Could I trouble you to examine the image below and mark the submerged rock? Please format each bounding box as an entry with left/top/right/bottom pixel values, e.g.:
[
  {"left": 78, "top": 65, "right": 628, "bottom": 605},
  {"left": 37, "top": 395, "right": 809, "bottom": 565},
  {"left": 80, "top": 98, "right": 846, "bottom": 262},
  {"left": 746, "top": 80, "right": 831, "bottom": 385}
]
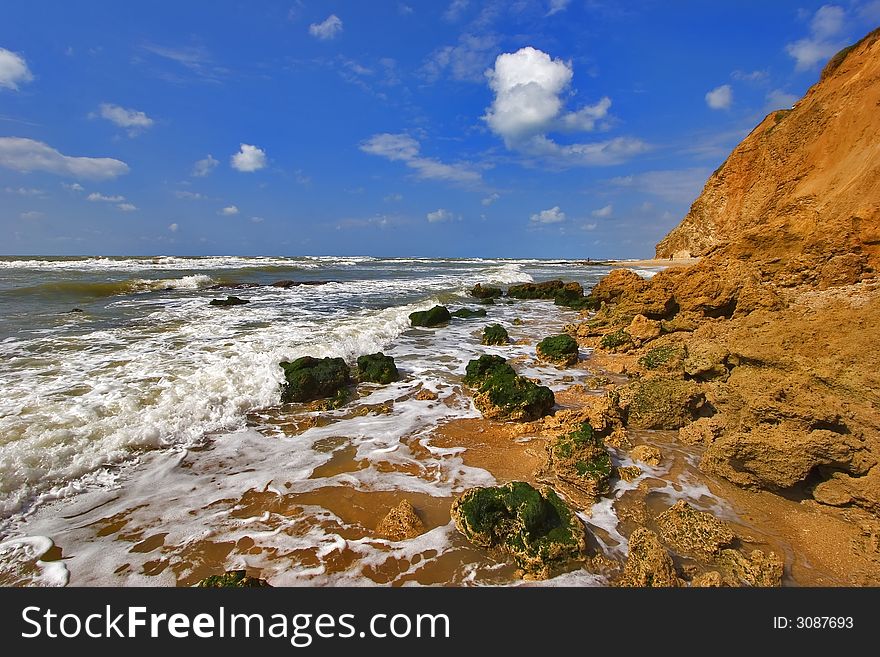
[
  {"left": 629, "top": 444, "right": 663, "bottom": 467},
  {"left": 196, "top": 570, "right": 270, "bottom": 587},
  {"left": 481, "top": 323, "right": 509, "bottom": 345},
  {"left": 376, "top": 500, "right": 425, "bottom": 541},
  {"left": 619, "top": 528, "right": 681, "bottom": 587},
  {"left": 451, "top": 307, "right": 488, "bottom": 319},
  {"left": 539, "top": 422, "right": 613, "bottom": 507},
  {"left": 536, "top": 334, "right": 579, "bottom": 367},
  {"left": 451, "top": 481, "right": 587, "bottom": 578},
  {"left": 469, "top": 283, "right": 503, "bottom": 299},
  {"left": 507, "top": 279, "right": 567, "bottom": 300},
  {"left": 209, "top": 296, "right": 249, "bottom": 306},
  {"left": 356, "top": 352, "right": 399, "bottom": 384},
  {"left": 655, "top": 500, "right": 735, "bottom": 558},
  {"left": 463, "top": 355, "right": 554, "bottom": 421},
  {"left": 280, "top": 356, "right": 351, "bottom": 404},
  {"left": 409, "top": 305, "right": 451, "bottom": 327}
]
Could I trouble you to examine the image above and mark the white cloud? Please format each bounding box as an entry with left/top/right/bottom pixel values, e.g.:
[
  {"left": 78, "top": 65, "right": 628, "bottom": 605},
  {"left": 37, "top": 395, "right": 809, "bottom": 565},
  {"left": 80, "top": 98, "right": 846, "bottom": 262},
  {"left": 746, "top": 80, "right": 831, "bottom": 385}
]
[
  {"left": 62, "top": 182, "right": 84, "bottom": 192},
  {"left": 192, "top": 154, "right": 219, "bottom": 177},
  {"left": 220, "top": 205, "right": 239, "bottom": 215},
  {"left": 705, "top": 84, "right": 732, "bottom": 110},
  {"left": 530, "top": 206, "right": 566, "bottom": 224},
  {"left": 766, "top": 89, "right": 799, "bottom": 110},
  {"left": 20, "top": 210, "right": 43, "bottom": 220},
  {"left": 309, "top": 15, "right": 343, "bottom": 40},
  {"left": 482, "top": 192, "right": 500, "bottom": 206},
  {"left": 427, "top": 208, "right": 455, "bottom": 223},
  {"left": 546, "top": 0, "right": 571, "bottom": 17},
  {"left": 230, "top": 144, "right": 267, "bottom": 172},
  {"left": 4, "top": 186, "right": 44, "bottom": 196},
  {"left": 0, "top": 47, "right": 33, "bottom": 90},
  {"left": 443, "top": 0, "right": 469, "bottom": 21},
  {"left": 582, "top": 222, "right": 598, "bottom": 231},
  {"left": 483, "top": 47, "right": 644, "bottom": 166},
  {"left": 421, "top": 33, "right": 499, "bottom": 83},
  {"left": 96, "top": 103, "right": 154, "bottom": 134},
  {"left": 88, "top": 192, "right": 125, "bottom": 202},
  {"left": 360, "top": 133, "right": 482, "bottom": 186},
  {"left": 117, "top": 203, "right": 137, "bottom": 212},
  {"left": 250, "top": 216, "right": 264, "bottom": 223},
  {"left": 731, "top": 69, "right": 768, "bottom": 82},
  {"left": 0, "top": 137, "right": 129, "bottom": 179},
  {"left": 591, "top": 204, "right": 613, "bottom": 218},
  {"left": 168, "top": 223, "right": 179, "bottom": 232},
  {"left": 786, "top": 5, "right": 847, "bottom": 70},
  {"left": 175, "top": 190, "right": 206, "bottom": 200}
]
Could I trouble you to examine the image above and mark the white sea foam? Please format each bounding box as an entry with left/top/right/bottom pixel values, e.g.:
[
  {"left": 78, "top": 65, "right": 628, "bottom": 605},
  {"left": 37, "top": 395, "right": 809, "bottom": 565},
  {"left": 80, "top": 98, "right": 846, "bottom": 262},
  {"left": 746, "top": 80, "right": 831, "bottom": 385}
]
[{"left": 0, "top": 535, "right": 69, "bottom": 587}]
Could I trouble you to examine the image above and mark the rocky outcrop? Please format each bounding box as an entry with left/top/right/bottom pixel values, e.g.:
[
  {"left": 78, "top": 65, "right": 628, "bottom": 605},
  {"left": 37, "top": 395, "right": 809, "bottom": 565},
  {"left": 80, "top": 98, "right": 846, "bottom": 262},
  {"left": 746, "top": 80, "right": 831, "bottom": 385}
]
[
  {"left": 356, "top": 352, "right": 399, "bottom": 384},
  {"left": 451, "top": 308, "right": 488, "bottom": 319},
  {"left": 463, "top": 355, "right": 554, "bottom": 421},
  {"left": 209, "top": 295, "right": 249, "bottom": 306},
  {"left": 537, "top": 422, "right": 613, "bottom": 508},
  {"left": 481, "top": 324, "right": 509, "bottom": 346},
  {"left": 469, "top": 283, "right": 502, "bottom": 299},
  {"left": 409, "top": 306, "right": 451, "bottom": 327},
  {"left": 619, "top": 528, "right": 681, "bottom": 587},
  {"left": 536, "top": 334, "right": 579, "bottom": 367},
  {"left": 280, "top": 356, "right": 351, "bottom": 405},
  {"left": 655, "top": 501, "right": 735, "bottom": 558}
]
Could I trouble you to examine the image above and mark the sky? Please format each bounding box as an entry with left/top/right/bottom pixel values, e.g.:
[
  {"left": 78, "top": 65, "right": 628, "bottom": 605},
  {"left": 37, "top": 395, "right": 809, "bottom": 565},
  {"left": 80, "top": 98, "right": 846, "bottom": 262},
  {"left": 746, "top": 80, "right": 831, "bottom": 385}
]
[{"left": 1, "top": 1, "right": 878, "bottom": 258}]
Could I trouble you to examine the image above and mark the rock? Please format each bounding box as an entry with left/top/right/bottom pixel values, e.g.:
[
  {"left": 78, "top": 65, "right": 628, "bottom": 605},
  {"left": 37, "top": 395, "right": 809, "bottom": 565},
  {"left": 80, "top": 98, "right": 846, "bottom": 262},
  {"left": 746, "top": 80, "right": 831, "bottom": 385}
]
[
  {"left": 481, "top": 323, "right": 510, "bottom": 345},
  {"left": 619, "top": 378, "right": 706, "bottom": 430},
  {"left": 409, "top": 305, "right": 451, "bottom": 327},
  {"left": 616, "top": 465, "right": 641, "bottom": 482},
  {"left": 655, "top": 501, "right": 736, "bottom": 558},
  {"left": 684, "top": 343, "right": 731, "bottom": 381},
  {"left": 271, "top": 280, "right": 333, "bottom": 288},
  {"left": 512, "top": 318, "right": 524, "bottom": 325},
  {"left": 638, "top": 344, "right": 687, "bottom": 372},
  {"left": 451, "top": 307, "right": 488, "bottom": 319},
  {"left": 376, "top": 500, "right": 425, "bottom": 540},
  {"left": 812, "top": 474, "right": 855, "bottom": 506},
  {"left": 469, "top": 283, "right": 503, "bottom": 299},
  {"left": 539, "top": 422, "right": 613, "bottom": 507},
  {"left": 69, "top": 308, "right": 84, "bottom": 313},
  {"left": 356, "top": 352, "right": 399, "bottom": 384},
  {"left": 678, "top": 417, "right": 724, "bottom": 446},
  {"left": 536, "top": 334, "right": 579, "bottom": 367},
  {"left": 553, "top": 282, "right": 596, "bottom": 310},
  {"left": 451, "top": 481, "right": 587, "bottom": 578},
  {"left": 196, "top": 570, "right": 270, "bottom": 587},
  {"left": 717, "top": 549, "right": 783, "bottom": 587},
  {"left": 619, "top": 528, "right": 681, "bottom": 587},
  {"left": 660, "top": 313, "right": 701, "bottom": 334},
  {"left": 599, "top": 328, "right": 634, "bottom": 352},
  {"left": 589, "top": 269, "right": 647, "bottom": 305},
  {"left": 463, "top": 355, "right": 555, "bottom": 421},
  {"left": 280, "top": 356, "right": 351, "bottom": 404},
  {"left": 690, "top": 571, "right": 724, "bottom": 587},
  {"left": 817, "top": 253, "right": 867, "bottom": 289},
  {"left": 209, "top": 296, "right": 249, "bottom": 306},
  {"left": 630, "top": 445, "right": 662, "bottom": 467},
  {"left": 415, "top": 388, "right": 439, "bottom": 401},
  {"left": 626, "top": 314, "right": 661, "bottom": 344},
  {"left": 507, "top": 280, "right": 567, "bottom": 300}
]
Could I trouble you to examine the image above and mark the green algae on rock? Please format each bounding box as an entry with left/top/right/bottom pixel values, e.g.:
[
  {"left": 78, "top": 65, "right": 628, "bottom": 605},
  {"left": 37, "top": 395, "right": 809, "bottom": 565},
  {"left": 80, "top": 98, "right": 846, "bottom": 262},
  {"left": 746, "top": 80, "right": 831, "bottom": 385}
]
[
  {"left": 469, "top": 283, "right": 503, "bottom": 299},
  {"left": 599, "top": 328, "right": 634, "bottom": 352},
  {"left": 540, "top": 422, "right": 613, "bottom": 507},
  {"left": 451, "top": 307, "right": 488, "bottom": 319},
  {"left": 409, "top": 305, "right": 451, "bottom": 327},
  {"left": 481, "top": 323, "right": 509, "bottom": 345},
  {"left": 639, "top": 344, "right": 686, "bottom": 371},
  {"left": 536, "top": 334, "right": 579, "bottom": 367},
  {"left": 463, "top": 355, "right": 554, "bottom": 421},
  {"left": 507, "top": 279, "right": 566, "bottom": 299},
  {"left": 280, "top": 356, "right": 351, "bottom": 404},
  {"left": 451, "top": 481, "right": 587, "bottom": 578},
  {"left": 619, "top": 377, "right": 706, "bottom": 430},
  {"left": 356, "top": 352, "right": 399, "bottom": 384},
  {"left": 196, "top": 570, "right": 270, "bottom": 587},
  {"left": 209, "top": 295, "right": 250, "bottom": 306}
]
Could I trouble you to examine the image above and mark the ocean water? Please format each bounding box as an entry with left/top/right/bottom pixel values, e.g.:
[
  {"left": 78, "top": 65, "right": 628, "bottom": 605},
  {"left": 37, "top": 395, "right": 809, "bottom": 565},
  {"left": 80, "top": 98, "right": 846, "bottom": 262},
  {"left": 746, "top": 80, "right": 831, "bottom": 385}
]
[{"left": 1, "top": 255, "right": 721, "bottom": 587}]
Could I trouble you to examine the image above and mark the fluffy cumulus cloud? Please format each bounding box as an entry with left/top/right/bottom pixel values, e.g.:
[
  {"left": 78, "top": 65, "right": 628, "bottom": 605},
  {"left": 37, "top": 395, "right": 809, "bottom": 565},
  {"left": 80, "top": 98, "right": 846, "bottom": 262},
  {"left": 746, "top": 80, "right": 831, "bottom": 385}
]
[
  {"left": 705, "top": 84, "right": 733, "bottom": 110},
  {"left": 96, "top": 103, "right": 154, "bottom": 134},
  {"left": 192, "top": 154, "right": 219, "bottom": 177},
  {"left": 530, "top": 206, "right": 566, "bottom": 224},
  {"left": 0, "top": 47, "right": 33, "bottom": 90},
  {"left": 0, "top": 137, "right": 129, "bottom": 179},
  {"left": 230, "top": 144, "right": 267, "bottom": 172},
  {"left": 426, "top": 208, "right": 454, "bottom": 223},
  {"left": 591, "top": 204, "right": 613, "bottom": 218},
  {"left": 786, "top": 5, "right": 847, "bottom": 70},
  {"left": 360, "top": 133, "right": 482, "bottom": 186},
  {"left": 220, "top": 205, "right": 239, "bottom": 215},
  {"left": 309, "top": 14, "right": 343, "bottom": 40},
  {"left": 484, "top": 47, "right": 647, "bottom": 166}
]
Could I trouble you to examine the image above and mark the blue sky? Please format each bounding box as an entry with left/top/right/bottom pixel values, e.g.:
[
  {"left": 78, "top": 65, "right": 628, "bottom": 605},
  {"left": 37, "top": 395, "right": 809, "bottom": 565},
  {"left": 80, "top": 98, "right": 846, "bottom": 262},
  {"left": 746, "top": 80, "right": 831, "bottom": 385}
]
[{"left": 1, "top": 1, "right": 878, "bottom": 258}]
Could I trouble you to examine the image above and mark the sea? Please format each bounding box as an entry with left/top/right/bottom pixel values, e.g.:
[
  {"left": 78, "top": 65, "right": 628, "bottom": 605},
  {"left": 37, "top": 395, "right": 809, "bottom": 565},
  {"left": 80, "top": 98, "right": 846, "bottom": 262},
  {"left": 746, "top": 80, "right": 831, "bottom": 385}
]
[{"left": 0, "top": 255, "right": 725, "bottom": 587}]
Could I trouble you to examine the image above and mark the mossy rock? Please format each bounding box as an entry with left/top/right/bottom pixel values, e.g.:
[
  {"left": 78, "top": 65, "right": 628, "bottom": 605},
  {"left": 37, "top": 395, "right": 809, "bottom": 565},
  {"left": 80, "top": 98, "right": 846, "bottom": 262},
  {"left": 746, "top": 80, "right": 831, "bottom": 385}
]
[
  {"left": 481, "top": 323, "right": 509, "bottom": 345},
  {"left": 409, "top": 305, "right": 451, "bottom": 327},
  {"left": 553, "top": 282, "right": 597, "bottom": 310},
  {"left": 507, "top": 280, "right": 566, "bottom": 300},
  {"left": 356, "top": 352, "right": 399, "bottom": 384},
  {"left": 463, "top": 355, "right": 554, "bottom": 421},
  {"left": 621, "top": 378, "right": 706, "bottom": 430},
  {"left": 536, "top": 334, "right": 579, "bottom": 367},
  {"left": 469, "top": 283, "right": 503, "bottom": 299},
  {"left": 639, "top": 344, "right": 686, "bottom": 371},
  {"left": 196, "top": 570, "right": 270, "bottom": 587},
  {"left": 546, "top": 422, "right": 612, "bottom": 505},
  {"left": 600, "top": 328, "right": 634, "bottom": 352},
  {"left": 280, "top": 356, "right": 351, "bottom": 404},
  {"left": 451, "top": 307, "right": 488, "bottom": 319},
  {"left": 209, "top": 296, "right": 249, "bottom": 306},
  {"left": 451, "top": 481, "right": 587, "bottom": 578}
]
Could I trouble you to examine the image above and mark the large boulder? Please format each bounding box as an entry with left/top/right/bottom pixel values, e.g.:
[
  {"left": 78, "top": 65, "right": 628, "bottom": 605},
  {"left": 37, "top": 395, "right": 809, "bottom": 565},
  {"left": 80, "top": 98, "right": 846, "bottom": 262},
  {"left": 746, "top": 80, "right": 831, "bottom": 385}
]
[
  {"left": 356, "top": 352, "right": 399, "bottom": 384},
  {"left": 482, "top": 324, "right": 510, "bottom": 345},
  {"left": 209, "top": 296, "right": 249, "bottom": 307},
  {"left": 452, "top": 307, "right": 488, "bottom": 319},
  {"left": 619, "top": 528, "right": 681, "bottom": 587},
  {"left": 536, "top": 334, "right": 579, "bottom": 367},
  {"left": 280, "top": 356, "right": 351, "bottom": 404},
  {"left": 469, "top": 283, "right": 503, "bottom": 299},
  {"left": 507, "top": 280, "right": 566, "bottom": 299},
  {"left": 539, "top": 422, "right": 612, "bottom": 507},
  {"left": 463, "top": 355, "right": 554, "bottom": 421},
  {"left": 409, "top": 305, "right": 451, "bottom": 327},
  {"left": 618, "top": 378, "right": 706, "bottom": 430},
  {"left": 451, "top": 481, "right": 587, "bottom": 578}
]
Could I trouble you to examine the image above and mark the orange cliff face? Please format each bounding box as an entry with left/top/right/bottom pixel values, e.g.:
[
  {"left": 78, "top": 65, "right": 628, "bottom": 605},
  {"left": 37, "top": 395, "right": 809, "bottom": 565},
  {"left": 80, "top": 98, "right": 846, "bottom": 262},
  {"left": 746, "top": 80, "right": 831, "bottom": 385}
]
[{"left": 656, "top": 27, "right": 880, "bottom": 280}]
